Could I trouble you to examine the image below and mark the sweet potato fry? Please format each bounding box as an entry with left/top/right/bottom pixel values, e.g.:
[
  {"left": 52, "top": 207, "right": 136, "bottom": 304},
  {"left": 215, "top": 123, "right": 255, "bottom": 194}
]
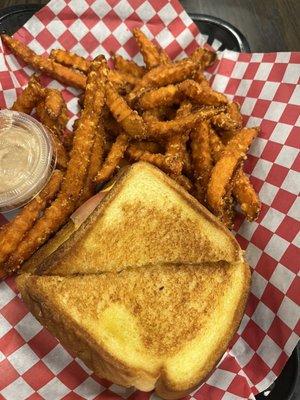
[
  {"left": 212, "top": 102, "right": 243, "bottom": 134},
  {"left": 191, "top": 121, "right": 213, "bottom": 203},
  {"left": 209, "top": 128, "right": 261, "bottom": 221},
  {"left": 0, "top": 170, "right": 63, "bottom": 268},
  {"left": 36, "top": 101, "right": 69, "bottom": 170},
  {"left": 133, "top": 28, "right": 162, "bottom": 69},
  {"left": 113, "top": 54, "right": 145, "bottom": 78},
  {"left": 128, "top": 59, "right": 198, "bottom": 104},
  {"left": 78, "top": 123, "right": 105, "bottom": 204},
  {"left": 139, "top": 84, "right": 180, "bottom": 110},
  {"left": 207, "top": 127, "right": 259, "bottom": 218},
  {"left": 106, "top": 82, "right": 147, "bottom": 139},
  {"left": 5, "top": 57, "right": 108, "bottom": 274},
  {"left": 94, "top": 133, "right": 129, "bottom": 185},
  {"left": 179, "top": 79, "right": 228, "bottom": 106},
  {"left": 2, "top": 34, "right": 86, "bottom": 89},
  {"left": 50, "top": 48, "right": 90, "bottom": 73},
  {"left": 144, "top": 106, "right": 225, "bottom": 139},
  {"left": 11, "top": 75, "right": 44, "bottom": 114},
  {"left": 165, "top": 133, "right": 189, "bottom": 176},
  {"left": 190, "top": 47, "right": 216, "bottom": 70}
]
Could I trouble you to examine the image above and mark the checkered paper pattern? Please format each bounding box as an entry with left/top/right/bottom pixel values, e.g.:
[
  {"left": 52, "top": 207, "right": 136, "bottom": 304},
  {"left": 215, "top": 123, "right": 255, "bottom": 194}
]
[{"left": 0, "top": 0, "right": 299, "bottom": 399}]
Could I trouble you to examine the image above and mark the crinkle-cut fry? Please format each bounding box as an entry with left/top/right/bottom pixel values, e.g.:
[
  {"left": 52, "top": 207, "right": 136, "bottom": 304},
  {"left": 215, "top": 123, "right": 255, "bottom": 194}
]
[
  {"left": 159, "top": 48, "right": 171, "bottom": 65},
  {"left": 106, "top": 82, "right": 147, "bottom": 139},
  {"left": 179, "top": 79, "right": 228, "bottom": 106},
  {"left": 169, "top": 173, "right": 193, "bottom": 192},
  {"left": 50, "top": 48, "right": 90, "bottom": 73},
  {"left": 191, "top": 121, "right": 213, "bottom": 203},
  {"left": 112, "top": 54, "right": 145, "bottom": 78},
  {"left": 232, "top": 169, "right": 261, "bottom": 221},
  {"left": 128, "top": 59, "right": 198, "bottom": 104},
  {"left": 190, "top": 47, "right": 216, "bottom": 70},
  {"left": 78, "top": 123, "right": 105, "bottom": 204},
  {"left": 130, "top": 140, "right": 163, "bottom": 153},
  {"left": 103, "top": 110, "right": 123, "bottom": 138},
  {"left": 144, "top": 105, "right": 226, "bottom": 139},
  {"left": 211, "top": 112, "right": 241, "bottom": 132},
  {"left": 165, "top": 133, "right": 189, "bottom": 176},
  {"left": 207, "top": 127, "right": 259, "bottom": 217},
  {"left": 109, "top": 69, "right": 139, "bottom": 88},
  {"left": 2, "top": 34, "right": 86, "bottom": 89},
  {"left": 0, "top": 170, "right": 63, "bottom": 269},
  {"left": 36, "top": 101, "right": 69, "bottom": 170},
  {"left": 5, "top": 57, "right": 108, "bottom": 273},
  {"left": 213, "top": 102, "right": 243, "bottom": 137},
  {"left": 175, "top": 100, "right": 193, "bottom": 117},
  {"left": 138, "top": 84, "right": 181, "bottom": 110},
  {"left": 94, "top": 133, "right": 129, "bottom": 185},
  {"left": 11, "top": 75, "right": 44, "bottom": 114},
  {"left": 44, "top": 88, "right": 66, "bottom": 119},
  {"left": 133, "top": 28, "right": 162, "bottom": 69},
  {"left": 126, "top": 144, "right": 180, "bottom": 175},
  {"left": 209, "top": 128, "right": 261, "bottom": 221}
]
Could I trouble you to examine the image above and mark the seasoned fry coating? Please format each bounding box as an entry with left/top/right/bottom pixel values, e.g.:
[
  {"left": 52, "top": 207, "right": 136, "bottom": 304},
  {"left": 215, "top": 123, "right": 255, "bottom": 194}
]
[
  {"left": 144, "top": 106, "right": 225, "bottom": 139},
  {"left": 133, "top": 28, "right": 162, "bottom": 69},
  {"left": 207, "top": 127, "right": 259, "bottom": 218},
  {"left": 35, "top": 101, "right": 69, "bottom": 170},
  {"left": 190, "top": 47, "right": 216, "bottom": 70},
  {"left": 0, "top": 170, "right": 63, "bottom": 269},
  {"left": 11, "top": 75, "right": 44, "bottom": 113},
  {"left": 139, "top": 84, "right": 180, "bottom": 110},
  {"left": 94, "top": 133, "right": 129, "bottom": 185},
  {"left": 140, "top": 59, "right": 197, "bottom": 88},
  {"left": 106, "top": 82, "right": 147, "bottom": 139},
  {"left": 109, "top": 69, "right": 139, "bottom": 88},
  {"left": 79, "top": 123, "right": 105, "bottom": 204},
  {"left": 2, "top": 35, "right": 86, "bottom": 89},
  {"left": 44, "top": 88, "right": 66, "bottom": 120},
  {"left": 5, "top": 57, "right": 108, "bottom": 273},
  {"left": 113, "top": 54, "right": 145, "bottom": 78},
  {"left": 50, "top": 48, "right": 90, "bottom": 72},
  {"left": 165, "top": 133, "right": 189, "bottom": 175},
  {"left": 129, "top": 140, "right": 163, "bottom": 153},
  {"left": 128, "top": 59, "right": 198, "bottom": 104},
  {"left": 159, "top": 48, "right": 171, "bottom": 65},
  {"left": 209, "top": 128, "right": 261, "bottom": 221},
  {"left": 191, "top": 121, "right": 213, "bottom": 203},
  {"left": 212, "top": 102, "right": 243, "bottom": 135},
  {"left": 179, "top": 79, "right": 228, "bottom": 106}
]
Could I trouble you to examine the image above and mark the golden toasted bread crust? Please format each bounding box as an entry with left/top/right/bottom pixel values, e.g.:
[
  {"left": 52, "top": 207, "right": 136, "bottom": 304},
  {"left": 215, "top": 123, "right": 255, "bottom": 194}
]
[{"left": 36, "top": 162, "right": 241, "bottom": 276}]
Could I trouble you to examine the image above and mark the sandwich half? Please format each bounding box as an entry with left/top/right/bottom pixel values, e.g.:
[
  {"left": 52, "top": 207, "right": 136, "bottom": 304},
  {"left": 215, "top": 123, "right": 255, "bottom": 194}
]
[
  {"left": 35, "top": 162, "right": 242, "bottom": 276},
  {"left": 18, "top": 261, "right": 250, "bottom": 399}
]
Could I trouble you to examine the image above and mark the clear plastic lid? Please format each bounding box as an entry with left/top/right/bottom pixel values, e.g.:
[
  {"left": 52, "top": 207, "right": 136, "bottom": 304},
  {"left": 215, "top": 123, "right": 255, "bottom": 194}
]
[{"left": 0, "top": 109, "right": 56, "bottom": 212}]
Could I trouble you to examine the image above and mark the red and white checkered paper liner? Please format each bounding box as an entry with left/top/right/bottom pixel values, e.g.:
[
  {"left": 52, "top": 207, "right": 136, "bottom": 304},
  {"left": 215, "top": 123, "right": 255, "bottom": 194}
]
[{"left": 0, "top": 1, "right": 299, "bottom": 399}]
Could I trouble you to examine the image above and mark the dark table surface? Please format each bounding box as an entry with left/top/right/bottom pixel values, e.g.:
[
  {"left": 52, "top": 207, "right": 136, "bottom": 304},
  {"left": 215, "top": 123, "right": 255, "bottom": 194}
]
[
  {"left": 0, "top": 1, "right": 299, "bottom": 400},
  {"left": 1, "top": 0, "right": 300, "bottom": 51}
]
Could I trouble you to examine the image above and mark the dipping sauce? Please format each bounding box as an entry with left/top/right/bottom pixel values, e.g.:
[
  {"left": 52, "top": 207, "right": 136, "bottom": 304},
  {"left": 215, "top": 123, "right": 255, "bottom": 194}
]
[{"left": 0, "top": 110, "right": 56, "bottom": 212}]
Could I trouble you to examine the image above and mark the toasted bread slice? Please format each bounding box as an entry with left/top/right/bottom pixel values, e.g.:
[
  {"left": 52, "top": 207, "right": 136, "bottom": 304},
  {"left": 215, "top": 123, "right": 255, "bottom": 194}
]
[
  {"left": 17, "top": 260, "right": 250, "bottom": 398},
  {"left": 36, "top": 162, "right": 241, "bottom": 276}
]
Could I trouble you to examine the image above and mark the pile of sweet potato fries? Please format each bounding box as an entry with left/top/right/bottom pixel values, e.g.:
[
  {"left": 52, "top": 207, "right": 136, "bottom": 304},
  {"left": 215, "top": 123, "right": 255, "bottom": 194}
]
[{"left": 0, "top": 29, "right": 260, "bottom": 278}]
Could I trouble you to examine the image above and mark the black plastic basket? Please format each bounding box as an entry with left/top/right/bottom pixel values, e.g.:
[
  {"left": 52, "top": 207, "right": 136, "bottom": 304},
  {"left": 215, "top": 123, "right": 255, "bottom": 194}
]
[{"left": 0, "top": 4, "right": 298, "bottom": 400}]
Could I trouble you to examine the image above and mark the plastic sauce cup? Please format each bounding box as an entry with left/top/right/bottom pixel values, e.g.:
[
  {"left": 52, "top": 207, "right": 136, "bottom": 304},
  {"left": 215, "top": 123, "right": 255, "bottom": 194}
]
[{"left": 0, "top": 109, "right": 56, "bottom": 212}]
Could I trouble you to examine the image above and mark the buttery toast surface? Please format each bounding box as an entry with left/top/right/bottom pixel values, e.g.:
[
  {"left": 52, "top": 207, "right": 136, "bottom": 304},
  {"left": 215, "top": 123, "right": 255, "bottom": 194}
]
[
  {"left": 36, "top": 162, "right": 241, "bottom": 276},
  {"left": 17, "top": 259, "right": 250, "bottom": 398}
]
